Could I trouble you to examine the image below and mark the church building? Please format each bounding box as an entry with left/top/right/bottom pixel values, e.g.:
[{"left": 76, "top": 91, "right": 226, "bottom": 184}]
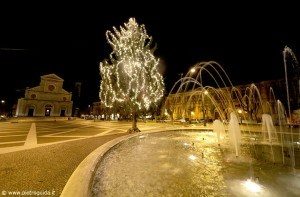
[{"left": 16, "top": 74, "right": 73, "bottom": 117}]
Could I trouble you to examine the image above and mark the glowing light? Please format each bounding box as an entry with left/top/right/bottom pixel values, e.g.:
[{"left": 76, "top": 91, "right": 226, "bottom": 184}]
[
  {"left": 188, "top": 155, "right": 197, "bottom": 161},
  {"left": 190, "top": 68, "right": 196, "bottom": 73},
  {"left": 191, "top": 111, "right": 195, "bottom": 116},
  {"left": 204, "top": 90, "right": 208, "bottom": 95},
  {"left": 183, "top": 142, "right": 189, "bottom": 147},
  {"left": 242, "top": 179, "right": 262, "bottom": 193},
  {"left": 238, "top": 109, "right": 242, "bottom": 114},
  {"left": 99, "top": 18, "right": 164, "bottom": 113},
  {"left": 1, "top": 100, "right": 5, "bottom": 104}
]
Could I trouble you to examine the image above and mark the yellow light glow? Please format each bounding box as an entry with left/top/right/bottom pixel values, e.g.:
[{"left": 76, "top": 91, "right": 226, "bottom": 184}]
[
  {"left": 242, "top": 179, "right": 262, "bottom": 193},
  {"left": 183, "top": 142, "right": 189, "bottom": 147},
  {"left": 99, "top": 18, "right": 164, "bottom": 112},
  {"left": 190, "top": 68, "right": 196, "bottom": 73},
  {"left": 188, "top": 155, "right": 197, "bottom": 161},
  {"left": 238, "top": 109, "right": 242, "bottom": 114},
  {"left": 204, "top": 90, "right": 208, "bottom": 95},
  {"left": 191, "top": 111, "right": 195, "bottom": 116}
]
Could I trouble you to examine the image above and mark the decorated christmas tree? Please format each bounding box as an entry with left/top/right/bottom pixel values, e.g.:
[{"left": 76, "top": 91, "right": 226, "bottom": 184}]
[{"left": 100, "top": 18, "right": 164, "bottom": 133}]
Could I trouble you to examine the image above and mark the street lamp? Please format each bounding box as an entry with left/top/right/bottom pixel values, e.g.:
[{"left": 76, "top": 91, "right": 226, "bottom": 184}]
[
  {"left": 0, "top": 100, "right": 5, "bottom": 116},
  {"left": 202, "top": 90, "right": 208, "bottom": 126},
  {"left": 190, "top": 68, "right": 196, "bottom": 73},
  {"left": 238, "top": 109, "right": 243, "bottom": 124}
]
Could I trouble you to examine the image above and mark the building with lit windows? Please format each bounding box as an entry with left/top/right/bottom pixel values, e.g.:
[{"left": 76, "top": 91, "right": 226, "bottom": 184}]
[
  {"left": 164, "top": 78, "right": 300, "bottom": 124},
  {"left": 15, "top": 74, "right": 73, "bottom": 117}
]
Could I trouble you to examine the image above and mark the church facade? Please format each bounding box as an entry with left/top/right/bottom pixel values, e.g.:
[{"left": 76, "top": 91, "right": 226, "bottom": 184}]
[{"left": 16, "top": 74, "right": 73, "bottom": 117}]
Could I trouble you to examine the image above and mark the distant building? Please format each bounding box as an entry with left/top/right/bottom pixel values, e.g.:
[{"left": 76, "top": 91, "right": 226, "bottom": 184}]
[
  {"left": 16, "top": 74, "right": 73, "bottom": 117},
  {"left": 92, "top": 101, "right": 103, "bottom": 116},
  {"left": 72, "top": 82, "right": 82, "bottom": 116},
  {"left": 90, "top": 101, "right": 118, "bottom": 120},
  {"left": 163, "top": 78, "right": 298, "bottom": 124}
]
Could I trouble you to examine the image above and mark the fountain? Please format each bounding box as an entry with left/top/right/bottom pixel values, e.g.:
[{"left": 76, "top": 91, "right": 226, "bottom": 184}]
[
  {"left": 213, "top": 119, "right": 225, "bottom": 144},
  {"left": 283, "top": 46, "right": 299, "bottom": 122},
  {"left": 85, "top": 62, "right": 300, "bottom": 196},
  {"left": 90, "top": 131, "right": 296, "bottom": 196},
  {"left": 261, "top": 114, "right": 277, "bottom": 142},
  {"left": 261, "top": 114, "right": 277, "bottom": 163},
  {"left": 88, "top": 59, "right": 300, "bottom": 196},
  {"left": 62, "top": 57, "right": 300, "bottom": 196},
  {"left": 228, "top": 112, "right": 242, "bottom": 157}
]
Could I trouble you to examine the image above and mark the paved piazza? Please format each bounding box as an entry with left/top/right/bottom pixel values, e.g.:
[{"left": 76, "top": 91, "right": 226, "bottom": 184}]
[
  {"left": 0, "top": 118, "right": 296, "bottom": 196},
  {"left": 0, "top": 119, "right": 176, "bottom": 152},
  {"left": 0, "top": 119, "right": 182, "bottom": 196}
]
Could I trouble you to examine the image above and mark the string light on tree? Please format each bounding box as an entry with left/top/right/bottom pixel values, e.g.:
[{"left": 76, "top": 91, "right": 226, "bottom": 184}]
[{"left": 100, "top": 18, "right": 165, "bottom": 133}]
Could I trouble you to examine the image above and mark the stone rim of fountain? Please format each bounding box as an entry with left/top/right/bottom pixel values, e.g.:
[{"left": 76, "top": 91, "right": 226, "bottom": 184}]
[
  {"left": 60, "top": 128, "right": 212, "bottom": 197},
  {"left": 60, "top": 133, "right": 140, "bottom": 197}
]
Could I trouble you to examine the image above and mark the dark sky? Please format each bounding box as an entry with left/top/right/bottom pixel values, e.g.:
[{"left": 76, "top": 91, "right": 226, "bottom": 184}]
[{"left": 0, "top": 5, "right": 300, "bottom": 109}]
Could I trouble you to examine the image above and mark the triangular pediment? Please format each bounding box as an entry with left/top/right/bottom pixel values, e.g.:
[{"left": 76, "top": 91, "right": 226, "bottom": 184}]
[
  {"left": 28, "top": 86, "right": 43, "bottom": 91},
  {"left": 41, "top": 74, "right": 64, "bottom": 81}
]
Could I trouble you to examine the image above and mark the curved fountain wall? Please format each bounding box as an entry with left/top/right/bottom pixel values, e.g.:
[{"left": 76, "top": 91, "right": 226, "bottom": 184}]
[{"left": 90, "top": 130, "right": 300, "bottom": 196}]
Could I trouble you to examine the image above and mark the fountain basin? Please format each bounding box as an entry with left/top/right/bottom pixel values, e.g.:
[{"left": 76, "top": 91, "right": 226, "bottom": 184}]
[
  {"left": 60, "top": 129, "right": 300, "bottom": 196},
  {"left": 87, "top": 130, "right": 299, "bottom": 196}
]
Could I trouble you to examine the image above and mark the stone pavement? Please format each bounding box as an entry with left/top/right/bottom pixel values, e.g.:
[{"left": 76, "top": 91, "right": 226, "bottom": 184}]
[
  {"left": 0, "top": 119, "right": 299, "bottom": 196},
  {"left": 0, "top": 133, "right": 125, "bottom": 196},
  {"left": 0, "top": 119, "right": 183, "bottom": 196}
]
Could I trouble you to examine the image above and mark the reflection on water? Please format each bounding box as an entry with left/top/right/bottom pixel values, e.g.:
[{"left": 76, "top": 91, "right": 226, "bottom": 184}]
[{"left": 91, "top": 131, "right": 299, "bottom": 196}]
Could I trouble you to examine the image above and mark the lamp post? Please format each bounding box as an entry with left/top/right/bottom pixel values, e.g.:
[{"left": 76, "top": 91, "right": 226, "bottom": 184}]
[
  {"left": 202, "top": 90, "right": 208, "bottom": 126},
  {"left": 238, "top": 109, "right": 243, "bottom": 124},
  {"left": 0, "top": 100, "right": 5, "bottom": 116}
]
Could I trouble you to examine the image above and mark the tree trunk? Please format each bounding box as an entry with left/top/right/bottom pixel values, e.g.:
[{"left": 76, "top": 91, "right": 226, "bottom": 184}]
[
  {"left": 132, "top": 113, "right": 137, "bottom": 129},
  {"left": 128, "top": 112, "right": 141, "bottom": 133}
]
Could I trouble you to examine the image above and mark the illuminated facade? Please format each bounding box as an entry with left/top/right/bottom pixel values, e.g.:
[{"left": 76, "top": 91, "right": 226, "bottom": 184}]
[
  {"left": 16, "top": 74, "right": 73, "bottom": 117},
  {"left": 164, "top": 79, "right": 294, "bottom": 123}
]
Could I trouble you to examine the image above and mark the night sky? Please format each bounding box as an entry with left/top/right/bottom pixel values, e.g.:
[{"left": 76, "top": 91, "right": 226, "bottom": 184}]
[{"left": 1, "top": 5, "right": 300, "bottom": 110}]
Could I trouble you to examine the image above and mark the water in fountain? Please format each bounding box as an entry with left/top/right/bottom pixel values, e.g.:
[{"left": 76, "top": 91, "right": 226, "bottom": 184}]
[
  {"left": 91, "top": 131, "right": 297, "bottom": 196},
  {"left": 283, "top": 46, "right": 299, "bottom": 170},
  {"left": 283, "top": 46, "right": 299, "bottom": 122},
  {"left": 277, "top": 100, "right": 286, "bottom": 165},
  {"left": 261, "top": 114, "right": 277, "bottom": 142},
  {"left": 261, "top": 114, "right": 277, "bottom": 163},
  {"left": 213, "top": 119, "right": 225, "bottom": 144},
  {"left": 228, "top": 112, "right": 241, "bottom": 157},
  {"left": 166, "top": 61, "right": 241, "bottom": 124},
  {"left": 88, "top": 58, "right": 300, "bottom": 196}
]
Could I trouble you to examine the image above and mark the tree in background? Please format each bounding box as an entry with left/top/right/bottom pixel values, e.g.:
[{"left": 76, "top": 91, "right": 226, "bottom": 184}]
[{"left": 100, "top": 18, "right": 164, "bottom": 133}]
